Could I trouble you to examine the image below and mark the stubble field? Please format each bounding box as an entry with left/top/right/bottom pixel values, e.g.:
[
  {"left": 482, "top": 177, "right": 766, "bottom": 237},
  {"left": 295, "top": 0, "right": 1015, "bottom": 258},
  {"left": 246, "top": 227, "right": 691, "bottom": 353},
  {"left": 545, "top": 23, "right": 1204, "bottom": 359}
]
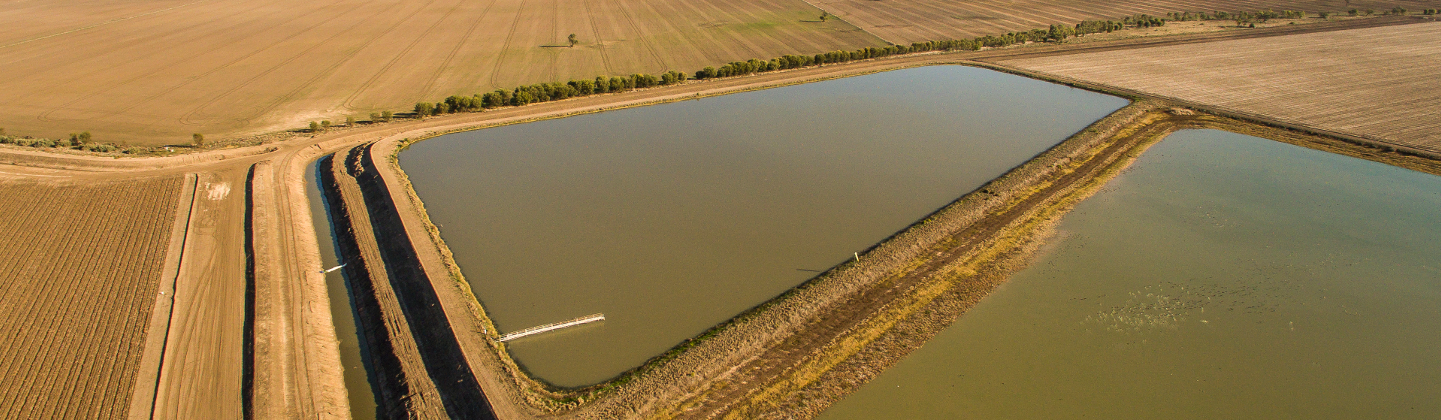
[
  {"left": 999, "top": 20, "right": 1441, "bottom": 151},
  {"left": 0, "top": 0, "right": 882, "bottom": 145},
  {"left": 811, "top": 0, "right": 1441, "bottom": 43},
  {"left": 0, "top": 176, "right": 181, "bottom": 418}
]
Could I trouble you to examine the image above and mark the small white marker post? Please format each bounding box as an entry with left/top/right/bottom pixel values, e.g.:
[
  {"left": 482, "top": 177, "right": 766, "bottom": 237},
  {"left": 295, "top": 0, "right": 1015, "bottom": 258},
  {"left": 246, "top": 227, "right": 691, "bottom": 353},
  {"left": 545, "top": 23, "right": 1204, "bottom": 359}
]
[{"left": 854, "top": 252, "right": 860, "bottom": 262}]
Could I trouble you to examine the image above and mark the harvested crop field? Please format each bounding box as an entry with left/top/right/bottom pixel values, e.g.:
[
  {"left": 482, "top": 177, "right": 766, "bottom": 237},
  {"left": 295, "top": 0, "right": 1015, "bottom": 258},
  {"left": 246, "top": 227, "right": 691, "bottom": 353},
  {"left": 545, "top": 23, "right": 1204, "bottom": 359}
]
[
  {"left": 997, "top": 20, "right": 1441, "bottom": 152},
  {"left": 0, "top": 0, "right": 882, "bottom": 145},
  {"left": 0, "top": 176, "right": 181, "bottom": 418},
  {"left": 812, "top": 0, "right": 1441, "bottom": 44}
]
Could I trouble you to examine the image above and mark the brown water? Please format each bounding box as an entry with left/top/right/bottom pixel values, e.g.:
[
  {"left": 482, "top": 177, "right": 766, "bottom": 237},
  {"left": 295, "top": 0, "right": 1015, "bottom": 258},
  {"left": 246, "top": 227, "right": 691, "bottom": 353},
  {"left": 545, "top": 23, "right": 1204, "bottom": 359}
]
[
  {"left": 399, "top": 66, "right": 1128, "bottom": 387},
  {"left": 823, "top": 129, "right": 1441, "bottom": 419},
  {"left": 306, "top": 160, "right": 378, "bottom": 419}
]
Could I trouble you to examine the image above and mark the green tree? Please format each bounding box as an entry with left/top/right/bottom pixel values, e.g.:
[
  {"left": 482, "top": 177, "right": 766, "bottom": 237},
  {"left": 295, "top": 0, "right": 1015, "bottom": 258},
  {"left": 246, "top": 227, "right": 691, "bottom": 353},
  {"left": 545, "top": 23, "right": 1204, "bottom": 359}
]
[
  {"left": 320, "top": 120, "right": 332, "bottom": 130},
  {"left": 382, "top": 110, "right": 393, "bottom": 122},
  {"left": 568, "top": 33, "right": 577, "bottom": 47},
  {"left": 346, "top": 116, "right": 356, "bottom": 126},
  {"left": 414, "top": 102, "right": 434, "bottom": 118},
  {"left": 192, "top": 133, "right": 204, "bottom": 147},
  {"left": 78, "top": 131, "right": 91, "bottom": 143},
  {"left": 820, "top": 12, "right": 829, "bottom": 22},
  {"left": 309, "top": 121, "right": 320, "bottom": 132},
  {"left": 1318, "top": 11, "right": 1331, "bottom": 19}
]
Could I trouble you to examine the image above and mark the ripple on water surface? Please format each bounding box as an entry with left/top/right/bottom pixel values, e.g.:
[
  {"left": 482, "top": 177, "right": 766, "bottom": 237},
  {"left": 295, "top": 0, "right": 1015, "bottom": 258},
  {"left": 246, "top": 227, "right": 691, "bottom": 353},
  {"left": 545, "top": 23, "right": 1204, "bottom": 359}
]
[
  {"left": 823, "top": 129, "right": 1441, "bottom": 419},
  {"left": 399, "top": 65, "right": 1128, "bottom": 386}
]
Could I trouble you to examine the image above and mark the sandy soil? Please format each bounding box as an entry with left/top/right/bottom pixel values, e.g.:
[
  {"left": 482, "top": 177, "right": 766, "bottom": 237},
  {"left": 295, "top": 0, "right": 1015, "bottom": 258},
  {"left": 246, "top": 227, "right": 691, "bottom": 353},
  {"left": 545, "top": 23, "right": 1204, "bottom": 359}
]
[
  {"left": 0, "top": 0, "right": 883, "bottom": 146},
  {"left": 0, "top": 175, "right": 181, "bottom": 419},
  {"left": 0, "top": 16, "right": 1432, "bottom": 419},
  {"left": 998, "top": 18, "right": 1441, "bottom": 153},
  {"left": 810, "top": 0, "right": 1440, "bottom": 44}
]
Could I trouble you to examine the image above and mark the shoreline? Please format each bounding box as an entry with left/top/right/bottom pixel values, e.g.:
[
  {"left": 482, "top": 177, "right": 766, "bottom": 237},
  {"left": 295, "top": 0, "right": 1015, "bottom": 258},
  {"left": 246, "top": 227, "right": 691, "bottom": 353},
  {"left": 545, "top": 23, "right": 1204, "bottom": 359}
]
[
  {"left": 0, "top": 15, "right": 1434, "bottom": 418},
  {"left": 342, "top": 90, "right": 1441, "bottom": 418}
]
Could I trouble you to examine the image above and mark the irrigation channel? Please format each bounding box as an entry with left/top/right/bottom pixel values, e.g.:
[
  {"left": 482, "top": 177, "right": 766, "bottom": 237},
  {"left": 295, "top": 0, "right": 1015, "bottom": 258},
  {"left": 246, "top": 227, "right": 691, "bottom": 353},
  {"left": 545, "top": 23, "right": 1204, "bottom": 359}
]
[
  {"left": 305, "top": 161, "right": 378, "bottom": 420},
  {"left": 398, "top": 65, "right": 1127, "bottom": 387},
  {"left": 823, "top": 129, "right": 1441, "bottom": 419}
]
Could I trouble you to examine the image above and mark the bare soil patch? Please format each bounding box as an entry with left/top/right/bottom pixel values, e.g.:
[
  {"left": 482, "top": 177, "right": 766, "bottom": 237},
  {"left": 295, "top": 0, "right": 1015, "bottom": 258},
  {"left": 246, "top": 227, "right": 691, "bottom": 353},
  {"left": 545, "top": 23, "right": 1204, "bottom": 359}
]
[
  {"left": 811, "top": 0, "right": 1440, "bottom": 44},
  {"left": 0, "top": 0, "right": 882, "bottom": 146},
  {"left": 998, "top": 19, "right": 1441, "bottom": 153},
  {"left": 0, "top": 176, "right": 181, "bottom": 419},
  {"left": 0, "top": 15, "right": 1432, "bottom": 419}
]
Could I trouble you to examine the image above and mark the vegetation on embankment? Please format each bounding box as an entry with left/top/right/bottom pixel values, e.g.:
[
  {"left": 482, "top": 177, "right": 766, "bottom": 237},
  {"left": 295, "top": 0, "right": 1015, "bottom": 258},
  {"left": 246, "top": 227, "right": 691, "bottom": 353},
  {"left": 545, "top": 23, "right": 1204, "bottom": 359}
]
[
  {"left": 332, "top": 74, "right": 1441, "bottom": 417},
  {"left": 352, "top": 99, "right": 1171, "bottom": 417}
]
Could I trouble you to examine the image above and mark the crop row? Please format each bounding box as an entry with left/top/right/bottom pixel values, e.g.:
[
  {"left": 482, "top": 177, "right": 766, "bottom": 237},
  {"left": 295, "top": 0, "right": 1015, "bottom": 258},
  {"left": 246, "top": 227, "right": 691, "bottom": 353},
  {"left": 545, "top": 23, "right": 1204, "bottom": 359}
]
[{"left": 0, "top": 177, "right": 181, "bottom": 418}]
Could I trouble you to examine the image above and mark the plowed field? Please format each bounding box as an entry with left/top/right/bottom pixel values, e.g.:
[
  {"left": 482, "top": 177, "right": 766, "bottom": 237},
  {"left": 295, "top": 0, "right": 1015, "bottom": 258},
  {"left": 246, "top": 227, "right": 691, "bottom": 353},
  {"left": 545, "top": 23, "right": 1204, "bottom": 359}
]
[
  {"left": 0, "top": 176, "right": 182, "bottom": 419},
  {"left": 0, "top": 0, "right": 882, "bottom": 145},
  {"left": 999, "top": 21, "right": 1441, "bottom": 152},
  {"left": 812, "top": 0, "right": 1440, "bottom": 43}
]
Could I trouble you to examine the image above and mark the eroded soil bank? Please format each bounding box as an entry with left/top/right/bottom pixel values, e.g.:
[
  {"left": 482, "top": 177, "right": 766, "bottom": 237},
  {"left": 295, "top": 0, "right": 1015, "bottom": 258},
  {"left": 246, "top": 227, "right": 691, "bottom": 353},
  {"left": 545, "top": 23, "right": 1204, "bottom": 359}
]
[{"left": 318, "top": 44, "right": 1441, "bottom": 418}]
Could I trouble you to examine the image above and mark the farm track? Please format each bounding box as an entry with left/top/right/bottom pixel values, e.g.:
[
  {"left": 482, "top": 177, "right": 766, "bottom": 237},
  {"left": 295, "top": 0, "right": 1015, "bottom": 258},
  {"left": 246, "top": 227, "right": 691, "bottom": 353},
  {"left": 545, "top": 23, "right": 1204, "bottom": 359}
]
[{"left": 0, "top": 15, "right": 1436, "bottom": 419}]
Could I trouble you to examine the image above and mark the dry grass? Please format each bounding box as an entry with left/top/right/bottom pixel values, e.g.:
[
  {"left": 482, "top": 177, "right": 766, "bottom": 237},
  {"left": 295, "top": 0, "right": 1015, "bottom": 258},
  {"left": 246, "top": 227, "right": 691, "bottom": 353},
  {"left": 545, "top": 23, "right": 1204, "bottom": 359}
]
[
  {"left": 1000, "top": 21, "right": 1441, "bottom": 151},
  {"left": 812, "top": 0, "right": 1441, "bottom": 44},
  {"left": 0, "top": 176, "right": 181, "bottom": 419},
  {"left": 0, "top": 0, "right": 883, "bottom": 145}
]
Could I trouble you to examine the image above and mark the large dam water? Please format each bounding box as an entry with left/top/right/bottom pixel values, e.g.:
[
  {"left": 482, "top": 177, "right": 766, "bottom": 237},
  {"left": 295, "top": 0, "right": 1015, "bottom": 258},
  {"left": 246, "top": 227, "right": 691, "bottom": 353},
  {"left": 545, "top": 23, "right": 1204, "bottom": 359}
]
[
  {"left": 823, "top": 129, "right": 1441, "bottom": 419},
  {"left": 398, "top": 65, "right": 1128, "bottom": 386}
]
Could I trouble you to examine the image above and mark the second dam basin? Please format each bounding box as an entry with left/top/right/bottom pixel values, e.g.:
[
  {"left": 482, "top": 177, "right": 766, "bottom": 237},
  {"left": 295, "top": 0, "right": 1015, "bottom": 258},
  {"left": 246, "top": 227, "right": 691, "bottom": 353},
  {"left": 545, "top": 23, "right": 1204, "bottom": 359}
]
[
  {"left": 823, "top": 129, "right": 1441, "bottom": 419},
  {"left": 399, "top": 65, "right": 1127, "bottom": 386}
]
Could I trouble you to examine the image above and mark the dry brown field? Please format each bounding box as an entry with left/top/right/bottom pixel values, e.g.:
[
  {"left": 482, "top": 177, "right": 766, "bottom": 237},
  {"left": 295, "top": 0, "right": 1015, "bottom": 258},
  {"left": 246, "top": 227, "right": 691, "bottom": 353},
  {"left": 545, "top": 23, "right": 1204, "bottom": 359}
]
[
  {"left": 998, "top": 20, "right": 1441, "bottom": 152},
  {"left": 0, "top": 0, "right": 883, "bottom": 146},
  {"left": 0, "top": 176, "right": 181, "bottom": 419},
  {"left": 812, "top": 0, "right": 1441, "bottom": 44}
]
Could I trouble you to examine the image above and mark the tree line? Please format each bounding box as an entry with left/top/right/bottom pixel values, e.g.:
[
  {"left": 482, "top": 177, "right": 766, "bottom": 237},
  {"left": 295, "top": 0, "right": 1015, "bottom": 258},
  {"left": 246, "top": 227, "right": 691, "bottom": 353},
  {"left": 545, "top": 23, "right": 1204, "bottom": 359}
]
[
  {"left": 326, "top": 7, "right": 1420, "bottom": 126},
  {"left": 0, "top": 7, "right": 1393, "bottom": 152}
]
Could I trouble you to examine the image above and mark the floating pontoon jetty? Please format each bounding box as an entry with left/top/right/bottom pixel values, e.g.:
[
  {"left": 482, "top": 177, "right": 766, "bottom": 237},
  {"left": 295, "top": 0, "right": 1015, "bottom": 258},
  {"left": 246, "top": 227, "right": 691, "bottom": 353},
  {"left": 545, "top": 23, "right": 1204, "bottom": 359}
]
[{"left": 498, "top": 314, "right": 605, "bottom": 342}]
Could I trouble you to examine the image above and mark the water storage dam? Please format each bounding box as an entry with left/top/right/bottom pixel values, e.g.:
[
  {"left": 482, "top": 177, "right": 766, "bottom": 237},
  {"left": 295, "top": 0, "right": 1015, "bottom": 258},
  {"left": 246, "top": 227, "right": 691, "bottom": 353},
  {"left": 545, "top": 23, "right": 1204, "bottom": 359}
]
[
  {"left": 308, "top": 60, "right": 1441, "bottom": 418},
  {"left": 824, "top": 129, "right": 1441, "bottom": 419},
  {"left": 399, "top": 65, "right": 1126, "bottom": 387}
]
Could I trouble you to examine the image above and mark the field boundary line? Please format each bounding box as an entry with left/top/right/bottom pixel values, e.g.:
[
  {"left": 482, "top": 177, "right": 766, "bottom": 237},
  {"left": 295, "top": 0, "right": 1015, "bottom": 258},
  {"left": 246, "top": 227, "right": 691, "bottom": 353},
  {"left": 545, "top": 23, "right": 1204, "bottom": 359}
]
[{"left": 126, "top": 173, "right": 198, "bottom": 420}]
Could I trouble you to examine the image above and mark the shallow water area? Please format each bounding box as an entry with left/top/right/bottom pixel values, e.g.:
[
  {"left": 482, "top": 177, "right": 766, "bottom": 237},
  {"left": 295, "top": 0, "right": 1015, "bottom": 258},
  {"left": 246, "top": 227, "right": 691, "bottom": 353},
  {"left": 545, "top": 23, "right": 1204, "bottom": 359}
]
[
  {"left": 399, "top": 65, "right": 1127, "bottom": 386},
  {"left": 822, "top": 129, "right": 1441, "bottom": 419},
  {"left": 306, "top": 160, "right": 378, "bottom": 419}
]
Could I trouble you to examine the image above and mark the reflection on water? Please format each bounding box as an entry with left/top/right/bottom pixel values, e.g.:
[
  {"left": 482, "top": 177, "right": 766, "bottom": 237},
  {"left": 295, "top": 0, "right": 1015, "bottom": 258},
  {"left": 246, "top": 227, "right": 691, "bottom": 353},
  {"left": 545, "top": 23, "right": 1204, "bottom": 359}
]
[
  {"left": 305, "top": 160, "right": 378, "bottom": 419},
  {"left": 823, "top": 129, "right": 1441, "bottom": 419},
  {"left": 399, "top": 66, "right": 1126, "bottom": 386}
]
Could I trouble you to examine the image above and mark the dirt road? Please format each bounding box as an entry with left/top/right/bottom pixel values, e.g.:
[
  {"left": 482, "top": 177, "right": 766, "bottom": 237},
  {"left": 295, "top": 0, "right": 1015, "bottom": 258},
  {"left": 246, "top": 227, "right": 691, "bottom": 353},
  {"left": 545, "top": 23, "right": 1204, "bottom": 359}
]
[{"left": 0, "top": 16, "right": 1432, "bottom": 418}]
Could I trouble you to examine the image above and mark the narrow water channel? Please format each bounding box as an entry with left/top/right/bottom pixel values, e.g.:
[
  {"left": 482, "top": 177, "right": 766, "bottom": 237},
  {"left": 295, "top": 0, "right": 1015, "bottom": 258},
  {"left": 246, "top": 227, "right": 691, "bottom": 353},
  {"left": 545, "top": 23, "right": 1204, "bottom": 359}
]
[
  {"left": 400, "top": 65, "right": 1128, "bottom": 386},
  {"left": 822, "top": 129, "right": 1441, "bottom": 419},
  {"left": 305, "top": 159, "right": 378, "bottom": 419}
]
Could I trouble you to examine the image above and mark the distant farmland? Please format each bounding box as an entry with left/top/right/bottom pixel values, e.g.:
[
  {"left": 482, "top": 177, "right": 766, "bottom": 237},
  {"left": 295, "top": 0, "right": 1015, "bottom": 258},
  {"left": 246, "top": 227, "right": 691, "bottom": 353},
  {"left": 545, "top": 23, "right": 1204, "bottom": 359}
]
[
  {"left": 998, "top": 21, "right": 1441, "bottom": 152},
  {"left": 0, "top": 0, "right": 883, "bottom": 145},
  {"left": 812, "top": 0, "right": 1441, "bottom": 43}
]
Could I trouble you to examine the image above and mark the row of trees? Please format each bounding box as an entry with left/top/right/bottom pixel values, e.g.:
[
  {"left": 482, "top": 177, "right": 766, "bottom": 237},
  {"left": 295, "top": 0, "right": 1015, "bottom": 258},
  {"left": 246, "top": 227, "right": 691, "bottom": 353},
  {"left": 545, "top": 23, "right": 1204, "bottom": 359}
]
[
  {"left": 0, "top": 129, "right": 125, "bottom": 153},
  {"left": 409, "top": 71, "right": 690, "bottom": 118},
  {"left": 345, "top": 7, "right": 1401, "bottom": 128}
]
